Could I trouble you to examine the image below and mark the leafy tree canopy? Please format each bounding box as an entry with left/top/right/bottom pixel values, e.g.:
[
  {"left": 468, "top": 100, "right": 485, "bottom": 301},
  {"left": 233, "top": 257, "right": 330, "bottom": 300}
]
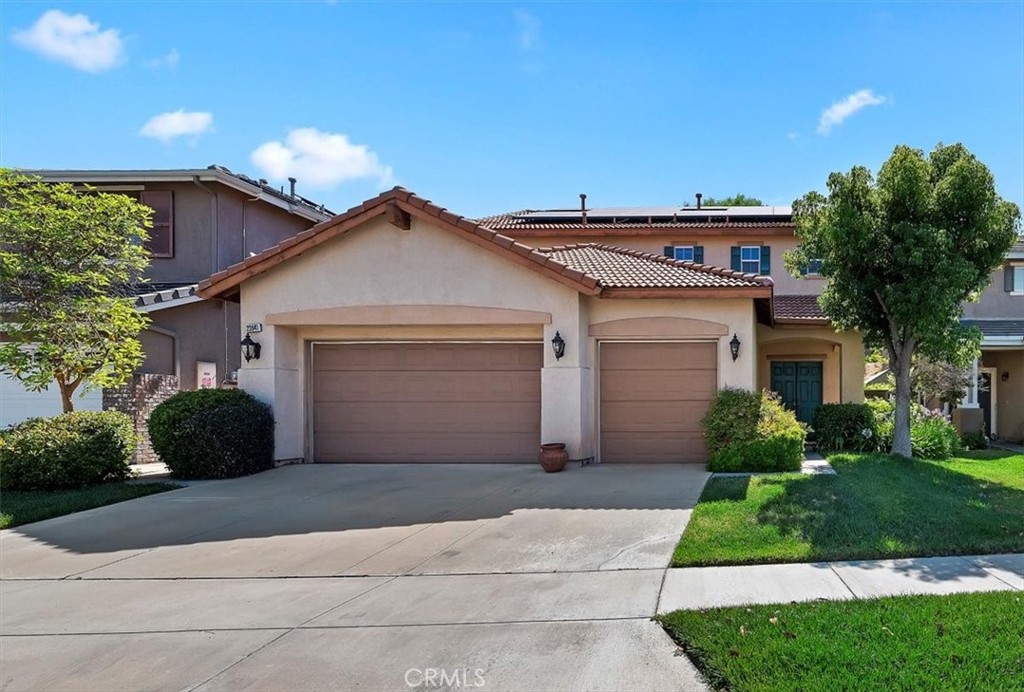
[
  {"left": 786, "top": 143, "right": 1019, "bottom": 456},
  {"left": 701, "top": 193, "right": 764, "bottom": 206},
  {"left": 0, "top": 170, "right": 152, "bottom": 411}
]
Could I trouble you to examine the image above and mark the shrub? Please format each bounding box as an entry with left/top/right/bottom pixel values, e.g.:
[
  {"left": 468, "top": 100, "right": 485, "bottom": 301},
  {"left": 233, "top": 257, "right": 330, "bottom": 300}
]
[
  {"left": 911, "top": 416, "right": 962, "bottom": 460},
  {"left": 0, "top": 411, "right": 135, "bottom": 490},
  {"left": 961, "top": 429, "right": 989, "bottom": 451},
  {"left": 813, "top": 403, "right": 879, "bottom": 454},
  {"left": 703, "top": 388, "right": 805, "bottom": 473},
  {"left": 148, "top": 389, "right": 274, "bottom": 479}
]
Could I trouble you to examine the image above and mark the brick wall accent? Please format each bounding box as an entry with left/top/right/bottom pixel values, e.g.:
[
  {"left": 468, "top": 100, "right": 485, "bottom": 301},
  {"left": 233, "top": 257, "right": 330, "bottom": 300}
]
[{"left": 103, "top": 374, "right": 179, "bottom": 465}]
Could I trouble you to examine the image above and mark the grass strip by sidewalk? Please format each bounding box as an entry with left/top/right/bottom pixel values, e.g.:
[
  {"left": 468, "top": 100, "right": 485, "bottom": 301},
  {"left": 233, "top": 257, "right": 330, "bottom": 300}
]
[
  {"left": 660, "top": 591, "right": 1024, "bottom": 692},
  {"left": 0, "top": 482, "right": 179, "bottom": 529},
  {"left": 673, "top": 451, "right": 1024, "bottom": 567}
]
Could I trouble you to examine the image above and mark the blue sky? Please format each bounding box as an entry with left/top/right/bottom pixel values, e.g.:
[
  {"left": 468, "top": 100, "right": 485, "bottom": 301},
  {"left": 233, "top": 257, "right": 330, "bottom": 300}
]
[{"left": 1, "top": 1, "right": 1022, "bottom": 217}]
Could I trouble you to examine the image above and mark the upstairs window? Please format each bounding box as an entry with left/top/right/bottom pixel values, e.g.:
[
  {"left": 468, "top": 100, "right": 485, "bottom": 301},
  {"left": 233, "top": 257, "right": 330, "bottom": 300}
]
[
  {"left": 664, "top": 245, "right": 704, "bottom": 263},
  {"left": 805, "top": 258, "right": 824, "bottom": 276},
  {"left": 1007, "top": 264, "right": 1024, "bottom": 295},
  {"left": 140, "top": 191, "right": 174, "bottom": 257},
  {"left": 740, "top": 246, "right": 761, "bottom": 274}
]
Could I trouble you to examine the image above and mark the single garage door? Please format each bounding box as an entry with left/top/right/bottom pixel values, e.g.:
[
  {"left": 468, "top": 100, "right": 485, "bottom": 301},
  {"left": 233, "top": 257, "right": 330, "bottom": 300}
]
[
  {"left": 600, "top": 341, "right": 717, "bottom": 463},
  {"left": 312, "top": 342, "right": 542, "bottom": 463}
]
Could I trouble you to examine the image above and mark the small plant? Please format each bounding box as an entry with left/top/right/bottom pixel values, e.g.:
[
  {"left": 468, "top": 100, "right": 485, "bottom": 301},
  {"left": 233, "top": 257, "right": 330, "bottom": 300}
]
[
  {"left": 0, "top": 411, "right": 135, "bottom": 490},
  {"left": 148, "top": 389, "right": 274, "bottom": 479},
  {"left": 703, "top": 388, "right": 805, "bottom": 472},
  {"left": 961, "top": 429, "right": 989, "bottom": 451},
  {"left": 910, "top": 416, "right": 962, "bottom": 460},
  {"left": 813, "top": 403, "right": 879, "bottom": 454}
]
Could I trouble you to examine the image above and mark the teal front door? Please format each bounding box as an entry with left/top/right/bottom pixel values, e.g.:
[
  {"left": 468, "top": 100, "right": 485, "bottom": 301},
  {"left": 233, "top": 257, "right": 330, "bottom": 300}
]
[{"left": 771, "top": 361, "right": 823, "bottom": 424}]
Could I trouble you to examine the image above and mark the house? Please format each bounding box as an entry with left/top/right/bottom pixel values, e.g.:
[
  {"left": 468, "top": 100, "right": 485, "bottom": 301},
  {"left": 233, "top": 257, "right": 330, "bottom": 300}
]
[
  {"left": 0, "top": 167, "right": 333, "bottom": 428},
  {"left": 197, "top": 188, "right": 864, "bottom": 465},
  {"left": 953, "top": 238, "right": 1024, "bottom": 443}
]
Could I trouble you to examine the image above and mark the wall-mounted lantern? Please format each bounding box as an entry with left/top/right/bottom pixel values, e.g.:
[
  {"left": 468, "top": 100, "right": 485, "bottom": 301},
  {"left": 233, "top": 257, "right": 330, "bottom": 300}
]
[
  {"left": 241, "top": 333, "right": 262, "bottom": 362},
  {"left": 1001, "top": 371, "right": 1010, "bottom": 382},
  {"left": 551, "top": 331, "right": 566, "bottom": 360},
  {"left": 729, "top": 333, "right": 741, "bottom": 362}
]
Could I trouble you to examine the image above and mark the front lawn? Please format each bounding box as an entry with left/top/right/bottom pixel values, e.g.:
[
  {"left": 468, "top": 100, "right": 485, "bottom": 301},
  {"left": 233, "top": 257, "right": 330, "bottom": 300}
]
[
  {"left": 659, "top": 591, "right": 1024, "bottom": 692},
  {"left": 0, "top": 482, "right": 179, "bottom": 529},
  {"left": 673, "top": 450, "right": 1024, "bottom": 566}
]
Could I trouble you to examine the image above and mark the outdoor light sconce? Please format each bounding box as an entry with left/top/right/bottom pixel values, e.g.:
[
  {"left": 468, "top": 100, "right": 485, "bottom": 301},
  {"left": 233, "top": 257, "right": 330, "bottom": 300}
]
[
  {"left": 729, "top": 333, "right": 741, "bottom": 362},
  {"left": 1001, "top": 371, "right": 1010, "bottom": 382},
  {"left": 241, "top": 333, "right": 262, "bottom": 362},
  {"left": 551, "top": 331, "right": 566, "bottom": 360}
]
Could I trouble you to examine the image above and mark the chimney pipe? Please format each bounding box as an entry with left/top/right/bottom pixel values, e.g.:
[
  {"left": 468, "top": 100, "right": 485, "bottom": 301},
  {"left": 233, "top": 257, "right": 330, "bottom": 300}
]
[
  {"left": 288, "top": 177, "right": 297, "bottom": 198},
  {"left": 695, "top": 193, "right": 703, "bottom": 210},
  {"left": 580, "top": 193, "right": 588, "bottom": 225}
]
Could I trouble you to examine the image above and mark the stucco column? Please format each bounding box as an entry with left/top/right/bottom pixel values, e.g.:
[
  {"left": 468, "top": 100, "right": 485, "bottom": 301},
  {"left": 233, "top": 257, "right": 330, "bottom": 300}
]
[
  {"left": 963, "top": 356, "right": 980, "bottom": 408},
  {"left": 541, "top": 309, "right": 590, "bottom": 460},
  {"left": 237, "top": 324, "right": 304, "bottom": 461}
]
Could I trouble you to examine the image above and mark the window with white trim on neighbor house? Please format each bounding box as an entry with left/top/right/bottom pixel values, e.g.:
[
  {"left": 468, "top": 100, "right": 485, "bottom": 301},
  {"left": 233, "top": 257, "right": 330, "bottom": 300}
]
[
  {"left": 1010, "top": 265, "right": 1024, "bottom": 294},
  {"left": 740, "top": 246, "right": 761, "bottom": 274},
  {"left": 674, "top": 246, "right": 694, "bottom": 262}
]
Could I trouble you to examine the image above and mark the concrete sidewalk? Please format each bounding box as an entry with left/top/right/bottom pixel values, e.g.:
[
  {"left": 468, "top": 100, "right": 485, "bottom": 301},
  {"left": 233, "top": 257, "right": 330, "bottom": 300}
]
[{"left": 658, "top": 553, "right": 1023, "bottom": 612}]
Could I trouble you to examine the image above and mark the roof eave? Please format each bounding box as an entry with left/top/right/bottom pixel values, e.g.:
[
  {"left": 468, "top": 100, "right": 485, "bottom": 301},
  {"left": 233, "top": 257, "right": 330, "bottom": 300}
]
[{"left": 599, "top": 286, "right": 772, "bottom": 299}]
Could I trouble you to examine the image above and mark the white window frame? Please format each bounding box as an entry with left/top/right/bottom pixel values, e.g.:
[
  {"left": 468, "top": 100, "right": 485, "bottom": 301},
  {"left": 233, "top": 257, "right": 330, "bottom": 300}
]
[
  {"left": 674, "top": 245, "right": 695, "bottom": 262},
  {"left": 1012, "top": 265, "right": 1024, "bottom": 296},
  {"left": 740, "top": 246, "right": 761, "bottom": 274},
  {"left": 806, "top": 258, "right": 824, "bottom": 277}
]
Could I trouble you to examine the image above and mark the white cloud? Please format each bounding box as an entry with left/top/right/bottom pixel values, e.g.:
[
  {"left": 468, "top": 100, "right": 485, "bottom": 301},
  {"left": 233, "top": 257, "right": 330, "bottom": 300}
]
[
  {"left": 251, "top": 128, "right": 394, "bottom": 189},
  {"left": 139, "top": 109, "right": 213, "bottom": 143},
  {"left": 146, "top": 48, "right": 180, "bottom": 69},
  {"left": 817, "top": 89, "right": 887, "bottom": 135},
  {"left": 514, "top": 9, "right": 540, "bottom": 50},
  {"left": 12, "top": 10, "right": 123, "bottom": 72}
]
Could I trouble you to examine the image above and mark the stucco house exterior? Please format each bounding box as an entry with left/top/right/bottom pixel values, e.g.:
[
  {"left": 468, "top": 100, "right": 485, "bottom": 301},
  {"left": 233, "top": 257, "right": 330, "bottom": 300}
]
[
  {"left": 197, "top": 187, "right": 863, "bottom": 465},
  {"left": 954, "top": 238, "right": 1024, "bottom": 443},
  {"left": 0, "top": 167, "right": 332, "bottom": 428}
]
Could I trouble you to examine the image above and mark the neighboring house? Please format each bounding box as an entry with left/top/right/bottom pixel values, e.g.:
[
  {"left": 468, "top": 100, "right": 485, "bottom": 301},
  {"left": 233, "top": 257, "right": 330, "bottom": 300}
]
[
  {"left": 197, "top": 188, "right": 864, "bottom": 465},
  {"left": 954, "top": 238, "right": 1024, "bottom": 443},
  {"left": 0, "top": 166, "right": 332, "bottom": 428}
]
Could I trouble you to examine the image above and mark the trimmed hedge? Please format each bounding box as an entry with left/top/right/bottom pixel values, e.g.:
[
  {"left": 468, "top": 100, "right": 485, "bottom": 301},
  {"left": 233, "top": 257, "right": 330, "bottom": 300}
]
[
  {"left": 702, "top": 388, "right": 806, "bottom": 472},
  {"left": 813, "top": 403, "right": 878, "bottom": 453},
  {"left": 148, "top": 389, "right": 274, "bottom": 479},
  {"left": 0, "top": 411, "right": 136, "bottom": 490}
]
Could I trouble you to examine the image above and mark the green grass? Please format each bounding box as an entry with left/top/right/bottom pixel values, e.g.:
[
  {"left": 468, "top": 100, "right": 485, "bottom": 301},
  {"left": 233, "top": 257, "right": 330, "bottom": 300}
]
[
  {"left": 659, "top": 591, "right": 1024, "bottom": 692},
  {"left": 673, "top": 451, "right": 1024, "bottom": 566},
  {"left": 0, "top": 482, "right": 179, "bottom": 529}
]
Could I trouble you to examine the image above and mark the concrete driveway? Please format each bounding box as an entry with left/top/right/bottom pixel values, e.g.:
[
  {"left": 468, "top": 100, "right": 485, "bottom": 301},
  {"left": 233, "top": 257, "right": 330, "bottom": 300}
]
[{"left": 1, "top": 463, "right": 709, "bottom": 691}]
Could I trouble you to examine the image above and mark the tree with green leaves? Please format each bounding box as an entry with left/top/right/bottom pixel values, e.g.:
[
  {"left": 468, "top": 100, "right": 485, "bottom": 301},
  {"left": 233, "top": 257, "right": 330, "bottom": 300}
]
[
  {"left": 701, "top": 193, "right": 764, "bottom": 206},
  {"left": 786, "top": 143, "right": 1020, "bottom": 457},
  {"left": 0, "top": 170, "right": 152, "bottom": 412}
]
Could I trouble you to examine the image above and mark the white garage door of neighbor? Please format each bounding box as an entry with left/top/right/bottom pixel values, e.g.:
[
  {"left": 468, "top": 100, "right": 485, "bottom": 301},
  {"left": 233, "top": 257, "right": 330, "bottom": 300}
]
[
  {"left": 0, "top": 377, "right": 102, "bottom": 428},
  {"left": 312, "top": 342, "right": 543, "bottom": 463}
]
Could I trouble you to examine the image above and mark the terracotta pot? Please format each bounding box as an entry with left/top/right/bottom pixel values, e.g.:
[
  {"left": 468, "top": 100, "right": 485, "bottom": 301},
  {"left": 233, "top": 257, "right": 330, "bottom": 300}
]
[{"left": 539, "top": 443, "right": 569, "bottom": 473}]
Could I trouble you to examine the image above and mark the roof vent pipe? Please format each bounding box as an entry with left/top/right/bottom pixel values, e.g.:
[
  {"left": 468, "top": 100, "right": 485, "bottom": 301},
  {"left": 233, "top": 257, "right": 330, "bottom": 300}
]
[
  {"left": 695, "top": 192, "right": 703, "bottom": 210},
  {"left": 288, "top": 177, "right": 297, "bottom": 198},
  {"left": 580, "top": 193, "right": 587, "bottom": 225}
]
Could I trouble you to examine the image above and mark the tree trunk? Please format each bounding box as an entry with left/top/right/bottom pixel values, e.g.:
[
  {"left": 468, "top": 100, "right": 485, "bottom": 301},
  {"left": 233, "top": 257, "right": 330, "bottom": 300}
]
[
  {"left": 891, "top": 352, "right": 913, "bottom": 458},
  {"left": 57, "top": 380, "right": 75, "bottom": 413}
]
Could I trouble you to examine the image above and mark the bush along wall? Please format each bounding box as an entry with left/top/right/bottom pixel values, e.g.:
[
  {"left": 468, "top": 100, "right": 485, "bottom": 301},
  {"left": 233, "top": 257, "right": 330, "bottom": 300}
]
[
  {"left": 702, "top": 388, "right": 806, "bottom": 473},
  {"left": 813, "top": 403, "right": 879, "bottom": 454},
  {"left": 0, "top": 411, "right": 136, "bottom": 490},
  {"left": 148, "top": 389, "right": 274, "bottom": 479}
]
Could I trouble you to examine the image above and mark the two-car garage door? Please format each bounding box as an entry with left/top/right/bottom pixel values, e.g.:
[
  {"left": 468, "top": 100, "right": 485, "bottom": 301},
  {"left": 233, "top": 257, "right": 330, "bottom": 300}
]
[{"left": 312, "top": 342, "right": 542, "bottom": 463}]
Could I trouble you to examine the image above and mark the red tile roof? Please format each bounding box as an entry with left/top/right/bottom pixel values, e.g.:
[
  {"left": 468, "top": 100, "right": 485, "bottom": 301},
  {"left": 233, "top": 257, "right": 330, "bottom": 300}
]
[
  {"left": 198, "top": 188, "right": 773, "bottom": 301},
  {"left": 773, "top": 294, "right": 827, "bottom": 323},
  {"left": 538, "top": 244, "right": 768, "bottom": 289}
]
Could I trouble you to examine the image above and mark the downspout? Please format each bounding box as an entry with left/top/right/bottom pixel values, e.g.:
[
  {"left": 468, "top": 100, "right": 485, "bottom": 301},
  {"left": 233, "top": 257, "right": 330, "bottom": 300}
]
[{"left": 193, "top": 177, "right": 223, "bottom": 387}]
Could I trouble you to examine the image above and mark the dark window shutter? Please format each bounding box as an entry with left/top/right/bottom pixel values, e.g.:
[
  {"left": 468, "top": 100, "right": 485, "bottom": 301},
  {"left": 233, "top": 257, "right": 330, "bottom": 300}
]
[
  {"left": 760, "top": 246, "right": 771, "bottom": 274},
  {"left": 140, "top": 190, "right": 174, "bottom": 257},
  {"left": 664, "top": 246, "right": 674, "bottom": 258},
  {"left": 1006, "top": 266, "right": 1014, "bottom": 292},
  {"left": 730, "top": 246, "right": 741, "bottom": 272},
  {"left": 694, "top": 246, "right": 704, "bottom": 264}
]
